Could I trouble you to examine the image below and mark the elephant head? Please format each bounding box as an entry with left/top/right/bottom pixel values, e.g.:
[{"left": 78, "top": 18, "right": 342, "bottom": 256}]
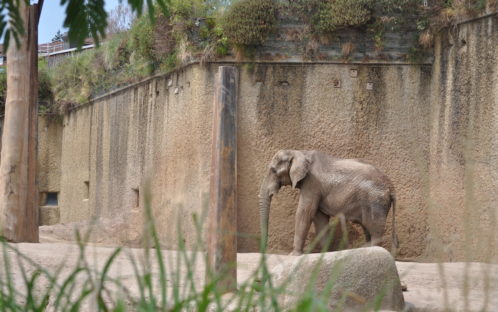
[{"left": 258, "top": 150, "right": 311, "bottom": 249}]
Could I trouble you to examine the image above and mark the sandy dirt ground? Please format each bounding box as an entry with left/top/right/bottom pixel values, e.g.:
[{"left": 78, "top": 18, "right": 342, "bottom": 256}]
[{"left": 2, "top": 242, "right": 496, "bottom": 312}]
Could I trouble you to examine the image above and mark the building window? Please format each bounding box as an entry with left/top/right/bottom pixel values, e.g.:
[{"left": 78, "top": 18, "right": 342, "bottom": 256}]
[
  {"left": 84, "top": 181, "right": 89, "bottom": 199},
  {"left": 133, "top": 188, "right": 139, "bottom": 207},
  {"left": 45, "top": 192, "right": 58, "bottom": 206}
]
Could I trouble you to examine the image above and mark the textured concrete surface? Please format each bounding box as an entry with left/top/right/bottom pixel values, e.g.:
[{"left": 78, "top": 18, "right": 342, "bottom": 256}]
[
  {"left": 35, "top": 15, "right": 497, "bottom": 262},
  {"left": 49, "top": 62, "right": 433, "bottom": 259},
  {"left": 425, "top": 15, "right": 498, "bottom": 262},
  {"left": 39, "top": 206, "right": 60, "bottom": 225},
  {"left": 397, "top": 261, "right": 498, "bottom": 312},
  {"left": 2, "top": 243, "right": 498, "bottom": 312},
  {"left": 255, "top": 8, "right": 425, "bottom": 64},
  {"left": 56, "top": 65, "right": 214, "bottom": 249},
  {"left": 37, "top": 117, "right": 62, "bottom": 199},
  {"left": 237, "top": 63, "right": 432, "bottom": 259}
]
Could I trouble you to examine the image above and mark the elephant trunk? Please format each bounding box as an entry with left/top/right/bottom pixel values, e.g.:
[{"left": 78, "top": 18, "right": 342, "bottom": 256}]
[{"left": 259, "top": 188, "right": 272, "bottom": 251}]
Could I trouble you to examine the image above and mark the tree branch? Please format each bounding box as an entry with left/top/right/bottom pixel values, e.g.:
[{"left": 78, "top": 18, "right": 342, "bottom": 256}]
[{"left": 37, "top": 0, "right": 45, "bottom": 24}]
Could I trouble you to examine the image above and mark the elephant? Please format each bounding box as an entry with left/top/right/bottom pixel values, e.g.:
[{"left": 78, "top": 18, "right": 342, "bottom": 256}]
[{"left": 258, "top": 150, "right": 399, "bottom": 256}]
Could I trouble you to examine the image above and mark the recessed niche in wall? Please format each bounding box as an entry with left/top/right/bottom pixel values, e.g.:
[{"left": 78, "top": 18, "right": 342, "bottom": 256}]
[
  {"left": 133, "top": 188, "right": 139, "bottom": 208},
  {"left": 84, "top": 181, "right": 89, "bottom": 200},
  {"left": 45, "top": 192, "right": 58, "bottom": 206}
]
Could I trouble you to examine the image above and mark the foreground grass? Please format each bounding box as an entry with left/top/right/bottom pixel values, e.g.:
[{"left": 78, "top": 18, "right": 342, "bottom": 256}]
[
  {"left": 0, "top": 191, "right": 355, "bottom": 312},
  {"left": 0, "top": 235, "right": 349, "bottom": 311}
]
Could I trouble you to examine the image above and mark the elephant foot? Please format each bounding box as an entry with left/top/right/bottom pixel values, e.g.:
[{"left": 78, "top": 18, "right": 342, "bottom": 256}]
[{"left": 289, "top": 250, "right": 303, "bottom": 256}]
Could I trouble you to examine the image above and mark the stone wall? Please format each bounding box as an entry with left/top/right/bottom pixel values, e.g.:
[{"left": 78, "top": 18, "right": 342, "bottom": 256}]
[
  {"left": 258, "top": 7, "right": 426, "bottom": 64},
  {"left": 56, "top": 65, "right": 214, "bottom": 248},
  {"left": 38, "top": 116, "right": 63, "bottom": 225},
  {"left": 37, "top": 15, "right": 497, "bottom": 261},
  {"left": 426, "top": 14, "right": 498, "bottom": 262},
  {"left": 236, "top": 63, "right": 432, "bottom": 259}
]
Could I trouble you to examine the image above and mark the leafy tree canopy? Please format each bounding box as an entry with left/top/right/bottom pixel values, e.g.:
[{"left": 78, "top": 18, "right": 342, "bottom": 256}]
[
  {"left": 0, "top": 0, "right": 171, "bottom": 48},
  {"left": 51, "top": 29, "right": 64, "bottom": 42}
]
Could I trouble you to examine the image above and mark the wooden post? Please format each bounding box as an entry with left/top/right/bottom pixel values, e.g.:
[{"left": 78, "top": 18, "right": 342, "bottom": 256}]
[
  {"left": 26, "top": 3, "right": 41, "bottom": 242},
  {"left": 207, "top": 66, "right": 238, "bottom": 292}
]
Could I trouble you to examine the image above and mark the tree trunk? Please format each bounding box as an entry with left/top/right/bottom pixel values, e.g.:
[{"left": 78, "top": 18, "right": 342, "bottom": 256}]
[{"left": 0, "top": 1, "right": 40, "bottom": 242}]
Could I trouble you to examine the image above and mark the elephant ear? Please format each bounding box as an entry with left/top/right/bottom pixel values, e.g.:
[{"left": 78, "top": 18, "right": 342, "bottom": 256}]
[{"left": 289, "top": 151, "right": 311, "bottom": 189}]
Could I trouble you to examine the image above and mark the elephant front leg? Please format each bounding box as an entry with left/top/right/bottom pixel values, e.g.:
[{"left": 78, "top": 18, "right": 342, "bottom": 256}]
[
  {"left": 313, "top": 210, "right": 332, "bottom": 251},
  {"left": 291, "top": 195, "right": 318, "bottom": 256}
]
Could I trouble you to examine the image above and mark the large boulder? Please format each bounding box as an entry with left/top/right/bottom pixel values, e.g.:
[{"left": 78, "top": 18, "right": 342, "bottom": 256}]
[{"left": 271, "top": 247, "right": 406, "bottom": 311}]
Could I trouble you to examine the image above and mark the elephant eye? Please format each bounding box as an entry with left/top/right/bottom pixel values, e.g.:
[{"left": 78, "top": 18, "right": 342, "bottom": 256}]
[{"left": 271, "top": 168, "right": 276, "bottom": 174}]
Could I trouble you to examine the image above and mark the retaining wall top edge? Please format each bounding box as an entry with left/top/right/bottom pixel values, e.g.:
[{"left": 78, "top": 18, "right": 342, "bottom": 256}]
[{"left": 69, "top": 60, "right": 432, "bottom": 114}]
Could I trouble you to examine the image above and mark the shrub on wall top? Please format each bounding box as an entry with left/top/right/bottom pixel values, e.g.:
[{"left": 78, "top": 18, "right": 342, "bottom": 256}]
[
  {"left": 314, "top": 0, "right": 374, "bottom": 33},
  {"left": 221, "top": 0, "right": 278, "bottom": 47}
]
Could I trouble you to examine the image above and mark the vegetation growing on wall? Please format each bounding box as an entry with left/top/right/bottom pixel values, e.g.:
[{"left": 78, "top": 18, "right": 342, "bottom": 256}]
[
  {"left": 221, "top": 0, "right": 277, "bottom": 47},
  {"left": 312, "top": 0, "right": 374, "bottom": 33},
  {"left": 0, "top": 60, "right": 53, "bottom": 116},
  {"left": 0, "top": 0, "right": 493, "bottom": 115},
  {"left": 40, "top": 0, "right": 230, "bottom": 112},
  {"left": 45, "top": 6, "right": 177, "bottom": 111},
  {"left": 417, "top": 0, "right": 497, "bottom": 49},
  {"left": 0, "top": 72, "right": 6, "bottom": 115}
]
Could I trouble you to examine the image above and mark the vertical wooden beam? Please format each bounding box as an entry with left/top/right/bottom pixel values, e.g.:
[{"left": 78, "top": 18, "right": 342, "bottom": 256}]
[{"left": 207, "top": 66, "right": 238, "bottom": 292}]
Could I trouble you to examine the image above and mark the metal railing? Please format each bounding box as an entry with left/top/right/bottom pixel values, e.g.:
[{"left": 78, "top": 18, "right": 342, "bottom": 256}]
[{"left": 38, "top": 41, "right": 70, "bottom": 56}]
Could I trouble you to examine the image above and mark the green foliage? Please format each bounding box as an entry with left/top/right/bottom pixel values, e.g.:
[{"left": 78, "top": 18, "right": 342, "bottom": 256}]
[
  {"left": 0, "top": 61, "right": 54, "bottom": 116},
  {"left": 0, "top": 0, "right": 173, "bottom": 50},
  {"left": 50, "top": 49, "right": 98, "bottom": 108},
  {"left": 0, "top": 0, "right": 26, "bottom": 49},
  {"left": 221, "top": 0, "right": 277, "bottom": 47},
  {"left": 128, "top": 14, "right": 156, "bottom": 62},
  {"left": 287, "top": 0, "right": 388, "bottom": 34},
  {"left": 38, "top": 59, "right": 54, "bottom": 114},
  {"left": 16, "top": 0, "right": 490, "bottom": 112},
  {"left": 159, "top": 52, "right": 178, "bottom": 72},
  {"left": 38, "top": 59, "right": 53, "bottom": 101},
  {"left": 60, "top": 0, "right": 173, "bottom": 48},
  {"left": 49, "top": 9, "right": 176, "bottom": 109},
  {"left": 42, "top": 0, "right": 231, "bottom": 109},
  {"left": 170, "top": 0, "right": 204, "bottom": 19},
  {"left": 0, "top": 188, "right": 357, "bottom": 312},
  {"left": 406, "top": 45, "right": 430, "bottom": 63},
  {"left": 51, "top": 30, "right": 64, "bottom": 42},
  {"left": 314, "top": 0, "right": 374, "bottom": 33},
  {"left": 0, "top": 70, "right": 6, "bottom": 114}
]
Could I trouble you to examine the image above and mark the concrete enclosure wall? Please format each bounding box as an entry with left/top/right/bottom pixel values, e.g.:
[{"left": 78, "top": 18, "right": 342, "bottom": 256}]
[
  {"left": 38, "top": 15, "right": 497, "bottom": 261},
  {"left": 55, "top": 65, "right": 214, "bottom": 248},
  {"left": 426, "top": 15, "right": 498, "bottom": 262}
]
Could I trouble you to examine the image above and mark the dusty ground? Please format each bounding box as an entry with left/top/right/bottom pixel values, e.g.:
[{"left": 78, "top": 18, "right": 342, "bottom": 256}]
[{"left": 2, "top": 242, "right": 497, "bottom": 312}]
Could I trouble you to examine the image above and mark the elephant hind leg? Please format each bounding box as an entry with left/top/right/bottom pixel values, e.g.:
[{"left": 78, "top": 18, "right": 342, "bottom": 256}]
[
  {"left": 367, "top": 221, "right": 386, "bottom": 246},
  {"left": 363, "top": 204, "right": 388, "bottom": 246},
  {"left": 359, "top": 223, "right": 372, "bottom": 244}
]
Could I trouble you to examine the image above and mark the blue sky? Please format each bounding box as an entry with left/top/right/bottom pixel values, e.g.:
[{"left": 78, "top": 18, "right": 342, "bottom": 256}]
[{"left": 38, "top": 0, "right": 121, "bottom": 44}]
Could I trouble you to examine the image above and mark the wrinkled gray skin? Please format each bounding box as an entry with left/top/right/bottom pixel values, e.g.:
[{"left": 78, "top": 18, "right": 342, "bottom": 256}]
[{"left": 259, "top": 150, "right": 399, "bottom": 256}]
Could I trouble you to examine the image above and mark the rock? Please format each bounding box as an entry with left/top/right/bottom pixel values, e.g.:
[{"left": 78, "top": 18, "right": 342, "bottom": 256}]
[
  {"left": 271, "top": 247, "right": 406, "bottom": 311},
  {"left": 401, "top": 281, "right": 408, "bottom": 291}
]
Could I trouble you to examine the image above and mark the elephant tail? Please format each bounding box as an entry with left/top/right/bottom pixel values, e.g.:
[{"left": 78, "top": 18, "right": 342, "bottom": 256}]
[{"left": 391, "top": 193, "right": 399, "bottom": 252}]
